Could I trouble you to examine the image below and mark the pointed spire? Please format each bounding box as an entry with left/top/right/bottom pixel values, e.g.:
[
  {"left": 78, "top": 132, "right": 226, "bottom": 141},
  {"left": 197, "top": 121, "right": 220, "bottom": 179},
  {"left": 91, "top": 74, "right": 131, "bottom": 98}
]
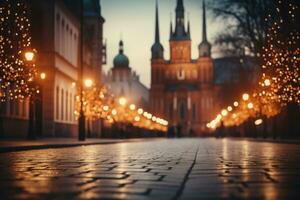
[
  {"left": 155, "top": 0, "right": 160, "bottom": 43},
  {"left": 119, "top": 40, "right": 124, "bottom": 54},
  {"left": 187, "top": 12, "right": 190, "bottom": 37},
  {"left": 176, "top": 0, "right": 184, "bottom": 11},
  {"left": 170, "top": 20, "right": 173, "bottom": 39},
  {"left": 151, "top": 0, "right": 164, "bottom": 59},
  {"left": 202, "top": 0, "right": 207, "bottom": 42}
]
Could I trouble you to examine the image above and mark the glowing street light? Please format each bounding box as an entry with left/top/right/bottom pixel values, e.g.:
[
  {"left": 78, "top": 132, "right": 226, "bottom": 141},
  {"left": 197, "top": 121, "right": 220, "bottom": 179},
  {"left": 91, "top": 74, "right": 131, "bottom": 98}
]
[
  {"left": 233, "top": 101, "right": 239, "bottom": 107},
  {"left": 254, "top": 119, "right": 263, "bottom": 126},
  {"left": 40, "top": 72, "right": 46, "bottom": 80},
  {"left": 137, "top": 108, "right": 143, "bottom": 115},
  {"left": 221, "top": 109, "right": 228, "bottom": 116},
  {"left": 129, "top": 104, "right": 136, "bottom": 111},
  {"left": 84, "top": 79, "right": 93, "bottom": 88},
  {"left": 247, "top": 102, "right": 254, "bottom": 109},
  {"left": 119, "top": 97, "right": 127, "bottom": 106},
  {"left": 242, "top": 93, "right": 250, "bottom": 101},
  {"left": 24, "top": 51, "right": 35, "bottom": 61},
  {"left": 227, "top": 106, "right": 233, "bottom": 112}
]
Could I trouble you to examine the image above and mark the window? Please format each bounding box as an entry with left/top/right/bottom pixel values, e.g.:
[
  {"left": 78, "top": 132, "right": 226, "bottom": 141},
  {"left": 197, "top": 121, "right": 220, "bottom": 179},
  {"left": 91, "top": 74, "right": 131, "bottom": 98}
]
[
  {"left": 56, "top": 86, "right": 59, "bottom": 120},
  {"left": 66, "top": 91, "right": 68, "bottom": 121},
  {"left": 193, "top": 70, "right": 197, "bottom": 79},
  {"left": 69, "top": 92, "right": 72, "bottom": 122},
  {"left": 177, "top": 68, "right": 185, "bottom": 80},
  {"left": 61, "top": 89, "right": 64, "bottom": 120}
]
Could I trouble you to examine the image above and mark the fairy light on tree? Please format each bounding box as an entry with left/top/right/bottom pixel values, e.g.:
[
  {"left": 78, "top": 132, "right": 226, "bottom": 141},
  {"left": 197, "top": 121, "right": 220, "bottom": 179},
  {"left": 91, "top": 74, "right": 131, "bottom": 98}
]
[
  {"left": 259, "top": 0, "right": 299, "bottom": 106},
  {"left": 0, "top": 0, "right": 37, "bottom": 101}
]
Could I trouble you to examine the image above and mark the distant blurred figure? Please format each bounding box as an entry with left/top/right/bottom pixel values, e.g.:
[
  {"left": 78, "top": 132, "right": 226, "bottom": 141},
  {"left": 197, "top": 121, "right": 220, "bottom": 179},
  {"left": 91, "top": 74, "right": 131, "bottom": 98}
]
[{"left": 216, "top": 121, "right": 225, "bottom": 138}]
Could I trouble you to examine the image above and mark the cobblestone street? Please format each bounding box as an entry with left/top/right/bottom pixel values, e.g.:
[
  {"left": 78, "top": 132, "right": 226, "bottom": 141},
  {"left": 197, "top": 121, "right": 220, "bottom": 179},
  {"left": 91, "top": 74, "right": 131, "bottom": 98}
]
[{"left": 0, "top": 138, "right": 299, "bottom": 199}]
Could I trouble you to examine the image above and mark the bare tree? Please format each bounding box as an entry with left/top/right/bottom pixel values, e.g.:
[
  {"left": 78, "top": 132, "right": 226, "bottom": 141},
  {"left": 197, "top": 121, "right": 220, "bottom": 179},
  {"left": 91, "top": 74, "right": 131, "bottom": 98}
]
[{"left": 211, "top": 0, "right": 276, "bottom": 58}]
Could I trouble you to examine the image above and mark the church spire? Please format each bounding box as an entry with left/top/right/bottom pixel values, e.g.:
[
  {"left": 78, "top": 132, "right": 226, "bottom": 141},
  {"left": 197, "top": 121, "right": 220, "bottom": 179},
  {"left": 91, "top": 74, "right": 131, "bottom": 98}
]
[
  {"left": 171, "top": 0, "right": 190, "bottom": 41},
  {"left": 202, "top": 0, "right": 207, "bottom": 42},
  {"left": 187, "top": 13, "right": 191, "bottom": 39},
  {"left": 151, "top": 0, "right": 164, "bottom": 59},
  {"left": 155, "top": 0, "right": 160, "bottom": 43},
  {"left": 198, "top": 0, "right": 211, "bottom": 57}
]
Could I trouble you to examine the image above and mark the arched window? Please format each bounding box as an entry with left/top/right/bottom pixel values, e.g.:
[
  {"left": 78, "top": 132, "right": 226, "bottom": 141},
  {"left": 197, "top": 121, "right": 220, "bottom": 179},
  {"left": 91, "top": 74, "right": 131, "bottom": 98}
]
[{"left": 177, "top": 68, "right": 185, "bottom": 80}]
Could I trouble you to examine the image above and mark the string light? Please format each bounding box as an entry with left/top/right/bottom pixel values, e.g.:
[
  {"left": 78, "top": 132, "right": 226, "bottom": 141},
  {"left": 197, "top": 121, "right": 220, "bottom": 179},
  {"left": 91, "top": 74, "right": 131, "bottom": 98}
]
[{"left": 0, "top": 0, "right": 37, "bottom": 101}]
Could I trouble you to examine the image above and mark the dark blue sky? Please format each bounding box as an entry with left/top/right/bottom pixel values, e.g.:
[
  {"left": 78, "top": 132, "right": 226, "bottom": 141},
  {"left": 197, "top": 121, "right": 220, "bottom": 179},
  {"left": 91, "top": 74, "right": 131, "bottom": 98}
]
[{"left": 102, "top": 0, "right": 224, "bottom": 87}]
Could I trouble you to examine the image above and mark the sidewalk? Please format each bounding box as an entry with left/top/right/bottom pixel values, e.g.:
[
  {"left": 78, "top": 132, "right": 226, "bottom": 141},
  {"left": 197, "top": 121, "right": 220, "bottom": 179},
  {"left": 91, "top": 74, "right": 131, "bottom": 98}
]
[
  {"left": 0, "top": 138, "right": 159, "bottom": 153},
  {"left": 229, "top": 137, "right": 300, "bottom": 145}
]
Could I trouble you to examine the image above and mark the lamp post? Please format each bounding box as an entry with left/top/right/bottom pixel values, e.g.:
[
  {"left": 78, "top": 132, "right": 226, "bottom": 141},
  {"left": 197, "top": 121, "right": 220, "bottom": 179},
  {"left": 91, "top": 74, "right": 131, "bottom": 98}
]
[
  {"left": 78, "top": 0, "right": 85, "bottom": 141},
  {"left": 24, "top": 50, "right": 37, "bottom": 140}
]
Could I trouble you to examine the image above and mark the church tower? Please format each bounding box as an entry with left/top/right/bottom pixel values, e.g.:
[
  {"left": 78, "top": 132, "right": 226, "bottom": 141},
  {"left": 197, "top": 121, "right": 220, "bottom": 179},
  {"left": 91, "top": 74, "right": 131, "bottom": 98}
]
[
  {"left": 150, "top": 0, "right": 218, "bottom": 135},
  {"left": 170, "top": 0, "right": 191, "bottom": 63},
  {"left": 151, "top": 0, "right": 164, "bottom": 60},
  {"left": 198, "top": 0, "right": 211, "bottom": 57}
]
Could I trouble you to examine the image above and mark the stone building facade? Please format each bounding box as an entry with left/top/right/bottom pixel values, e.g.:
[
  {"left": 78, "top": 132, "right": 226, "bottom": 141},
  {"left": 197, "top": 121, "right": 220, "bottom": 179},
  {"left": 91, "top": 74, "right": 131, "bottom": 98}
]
[
  {"left": 104, "top": 40, "right": 149, "bottom": 108},
  {"left": 150, "top": 0, "right": 219, "bottom": 135},
  {"left": 0, "top": 0, "right": 105, "bottom": 138}
]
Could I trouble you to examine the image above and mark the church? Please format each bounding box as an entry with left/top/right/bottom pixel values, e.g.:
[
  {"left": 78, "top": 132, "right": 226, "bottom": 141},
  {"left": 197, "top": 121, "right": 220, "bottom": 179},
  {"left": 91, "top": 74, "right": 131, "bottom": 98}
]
[{"left": 150, "top": 0, "right": 219, "bottom": 135}]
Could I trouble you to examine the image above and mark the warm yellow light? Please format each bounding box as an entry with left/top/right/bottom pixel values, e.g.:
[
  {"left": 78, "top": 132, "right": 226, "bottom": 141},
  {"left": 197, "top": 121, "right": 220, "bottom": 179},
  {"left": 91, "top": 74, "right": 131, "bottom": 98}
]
[
  {"left": 40, "top": 72, "right": 46, "bottom": 80},
  {"left": 134, "top": 116, "right": 140, "bottom": 122},
  {"left": 103, "top": 105, "right": 109, "bottom": 111},
  {"left": 221, "top": 109, "right": 228, "bottom": 116},
  {"left": 242, "top": 93, "right": 250, "bottom": 101},
  {"left": 129, "top": 104, "right": 136, "bottom": 111},
  {"left": 227, "top": 106, "right": 233, "bottom": 112},
  {"left": 119, "top": 97, "right": 127, "bottom": 106},
  {"left": 137, "top": 108, "right": 143, "bottom": 115},
  {"left": 84, "top": 79, "right": 93, "bottom": 88},
  {"left": 24, "top": 51, "right": 34, "bottom": 61},
  {"left": 247, "top": 102, "right": 254, "bottom": 109},
  {"left": 233, "top": 101, "right": 239, "bottom": 107},
  {"left": 111, "top": 109, "right": 117, "bottom": 115},
  {"left": 72, "top": 82, "right": 76, "bottom": 87},
  {"left": 254, "top": 119, "right": 263, "bottom": 126},
  {"left": 264, "top": 79, "right": 271, "bottom": 86}
]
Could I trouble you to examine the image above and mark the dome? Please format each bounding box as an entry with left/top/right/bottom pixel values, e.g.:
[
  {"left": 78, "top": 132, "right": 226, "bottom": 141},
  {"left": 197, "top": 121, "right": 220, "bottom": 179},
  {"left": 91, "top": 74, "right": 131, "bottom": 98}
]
[
  {"left": 113, "top": 40, "right": 130, "bottom": 68},
  {"left": 151, "top": 43, "right": 164, "bottom": 59},
  {"left": 113, "top": 54, "right": 129, "bottom": 68},
  {"left": 198, "top": 41, "right": 211, "bottom": 57}
]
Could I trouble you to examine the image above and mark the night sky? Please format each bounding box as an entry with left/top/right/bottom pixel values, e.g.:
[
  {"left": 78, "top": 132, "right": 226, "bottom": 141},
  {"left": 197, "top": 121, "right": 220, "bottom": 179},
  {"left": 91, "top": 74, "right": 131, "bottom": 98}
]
[{"left": 102, "top": 0, "right": 225, "bottom": 87}]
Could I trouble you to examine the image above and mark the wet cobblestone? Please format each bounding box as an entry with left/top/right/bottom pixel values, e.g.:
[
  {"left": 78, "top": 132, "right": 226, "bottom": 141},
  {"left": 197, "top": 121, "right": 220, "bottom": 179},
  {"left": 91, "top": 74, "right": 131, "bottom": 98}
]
[{"left": 0, "top": 138, "right": 299, "bottom": 199}]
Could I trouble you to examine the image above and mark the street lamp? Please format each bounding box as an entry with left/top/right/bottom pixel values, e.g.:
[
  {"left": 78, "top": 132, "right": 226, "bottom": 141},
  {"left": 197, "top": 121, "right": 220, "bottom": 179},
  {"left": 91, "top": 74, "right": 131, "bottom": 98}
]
[
  {"left": 84, "top": 79, "right": 93, "bottom": 88},
  {"left": 24, "top": 51, "right": 35, "bottom": 62},
  {"left": 78, "top": 0, "right": 85, "bottom": 141},
  {"left": 118, "top": 97, "right": 127, "bottom": 106},
  {"left": 242, "top": 93, "right": 250, "bottom": 101}
]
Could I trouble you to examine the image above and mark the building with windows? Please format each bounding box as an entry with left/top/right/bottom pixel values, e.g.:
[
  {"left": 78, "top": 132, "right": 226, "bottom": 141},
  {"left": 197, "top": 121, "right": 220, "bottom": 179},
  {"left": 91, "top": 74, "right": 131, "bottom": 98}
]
[
  {"left": 0, "top": 0, "right": 105, "bottom": 138},
  {"left": 104, "top": 40, "right": 149, "bottom": 108},
  {"left": 150, "top": 0, "right": 219, "bottom": 135}
]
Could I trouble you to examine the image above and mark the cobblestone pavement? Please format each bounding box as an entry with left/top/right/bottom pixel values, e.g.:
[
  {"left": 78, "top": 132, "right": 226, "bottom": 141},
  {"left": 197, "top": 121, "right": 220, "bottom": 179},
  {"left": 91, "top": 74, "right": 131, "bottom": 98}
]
[{"left": 0, "top": 138, "right": 299, "bottom": 199}]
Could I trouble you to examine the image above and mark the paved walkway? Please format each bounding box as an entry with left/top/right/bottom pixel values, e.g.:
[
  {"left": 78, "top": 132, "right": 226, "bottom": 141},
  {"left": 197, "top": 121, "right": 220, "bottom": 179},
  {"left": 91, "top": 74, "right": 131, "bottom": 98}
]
[
  {"left": 0, "top": 138, "right": 299, "bottom": 199},
  {"left": 0, "top": 138, "right": 157, "bottom": 153}
]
